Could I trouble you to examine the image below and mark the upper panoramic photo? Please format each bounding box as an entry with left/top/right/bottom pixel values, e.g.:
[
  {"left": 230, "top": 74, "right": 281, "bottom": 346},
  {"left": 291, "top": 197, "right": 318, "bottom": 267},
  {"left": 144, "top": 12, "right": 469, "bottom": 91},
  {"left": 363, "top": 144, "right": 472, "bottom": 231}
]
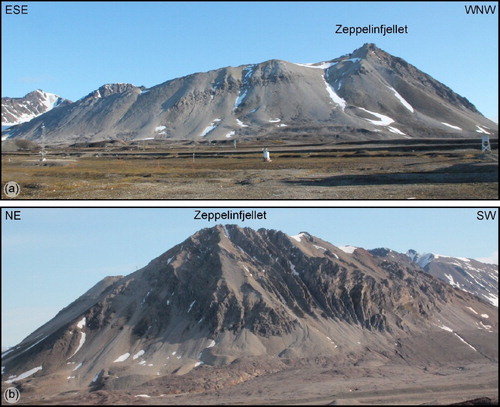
[{"left": 1, "top": 1, "right": 498, "bottom": 200}]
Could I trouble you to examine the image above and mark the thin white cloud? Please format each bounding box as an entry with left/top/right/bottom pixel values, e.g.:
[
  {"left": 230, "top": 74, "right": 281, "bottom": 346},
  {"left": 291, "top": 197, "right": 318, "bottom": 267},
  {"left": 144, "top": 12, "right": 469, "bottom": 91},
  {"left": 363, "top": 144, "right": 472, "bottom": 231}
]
[
  {"left": 18, "top": 74, "right": 55, "bottom": 84},
  {"left": 1, "top": 306, "right": 61, "bottom": 348},
  {"left": 476, "top": 250, "right": 498, "bottom": 265},
  {"left": 2, "top": 231, "right": 79, "bottom": 252}
]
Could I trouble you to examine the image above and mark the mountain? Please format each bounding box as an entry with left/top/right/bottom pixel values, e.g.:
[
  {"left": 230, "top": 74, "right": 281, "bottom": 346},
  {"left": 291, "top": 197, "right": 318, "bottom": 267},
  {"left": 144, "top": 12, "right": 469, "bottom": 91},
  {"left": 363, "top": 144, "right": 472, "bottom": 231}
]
[
  {"left": 1, "top": 89, "right": 71, "bottom": 127},
  {"left": 406, "top": 249, "right": 498, "bottom": 307},
  {"left": 1, "top": 225, "right": 497, "bottom": 399},
  {"left": 3, "top": 44, "right": 497, "bottom": 145}
]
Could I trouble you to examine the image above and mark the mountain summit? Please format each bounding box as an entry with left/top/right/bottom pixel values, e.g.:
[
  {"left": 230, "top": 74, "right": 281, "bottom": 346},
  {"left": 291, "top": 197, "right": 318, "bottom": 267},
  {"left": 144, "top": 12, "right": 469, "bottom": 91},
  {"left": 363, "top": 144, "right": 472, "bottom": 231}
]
[
  {"left": 3, "top": 44, "right": 496, "bottom": 144},
  {"left": 1, "top": 89, "right": 71, "bottom": 127},
  {"left": 2, "top": 225, "right": 497, "bottom": 398}
]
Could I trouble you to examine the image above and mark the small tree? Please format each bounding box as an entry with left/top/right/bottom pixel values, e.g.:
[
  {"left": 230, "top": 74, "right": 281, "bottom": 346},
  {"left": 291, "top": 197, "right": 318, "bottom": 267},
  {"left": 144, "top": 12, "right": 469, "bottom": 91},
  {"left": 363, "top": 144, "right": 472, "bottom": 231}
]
[{"left": 15, "top": 139, "right": 40, "bottom": 152}]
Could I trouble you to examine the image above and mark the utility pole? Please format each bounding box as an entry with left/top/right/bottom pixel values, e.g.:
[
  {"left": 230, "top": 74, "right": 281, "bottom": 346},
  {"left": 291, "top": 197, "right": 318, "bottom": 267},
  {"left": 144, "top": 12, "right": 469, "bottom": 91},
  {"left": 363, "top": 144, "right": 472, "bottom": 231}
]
[{"left": 40, "top": 124, "right": 47, "bottom": 161}]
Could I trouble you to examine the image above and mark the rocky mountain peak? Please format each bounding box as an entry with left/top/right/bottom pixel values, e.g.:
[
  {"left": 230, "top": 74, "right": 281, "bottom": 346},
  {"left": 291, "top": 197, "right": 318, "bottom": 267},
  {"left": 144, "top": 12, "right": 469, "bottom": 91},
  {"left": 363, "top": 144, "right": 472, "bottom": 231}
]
[
  {"left": 1, "top": 226, "right": 497, "bottom": 395},
  {"left": 350, "top": 42, "right": 380, "bottom": 59},
  {"left": 87, "top": 83, "right": 141, "bottom": 99}
]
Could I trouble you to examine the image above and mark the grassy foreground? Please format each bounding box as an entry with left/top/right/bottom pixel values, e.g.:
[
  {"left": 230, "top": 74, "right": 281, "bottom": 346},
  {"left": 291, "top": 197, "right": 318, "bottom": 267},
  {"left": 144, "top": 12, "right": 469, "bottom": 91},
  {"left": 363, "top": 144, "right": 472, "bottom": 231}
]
[{"left": 2, "top": 143, "right": 498, "bottom": 199}]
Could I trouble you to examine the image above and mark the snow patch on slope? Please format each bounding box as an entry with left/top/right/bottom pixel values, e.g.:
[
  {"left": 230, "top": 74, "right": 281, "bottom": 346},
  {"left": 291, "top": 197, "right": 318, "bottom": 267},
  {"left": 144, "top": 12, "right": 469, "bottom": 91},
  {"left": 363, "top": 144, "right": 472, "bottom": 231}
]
[
  {"left": 387, "top": 126, "right": 406, "bottom": 136},
  {"left": 484, "top": 292, "right": 498, "bottom": 307},
  {"left": 293, "top": 61, "right": 337, "bottom": 70},
  {"left": 453, "top": 333, "right": 478, "bottom": 351},
  {"left": 290, "top": 233, "right": 308, "bottom": 242},
  {"left": 76, "top": 317, "right": 86, "bottom": 329},
  {"left": 476, "top": 125, "right": 491, "bottom": 134},
  {"left": 289, "top": 260, "right": 299, "bottom": 276},
  {"left": 113, "top": 352, "right": 131, "bottom": 363},
  {"left": 441, "top": 122, "right": 462, "bottom": 131},
  {"left": 155, "top": 125, "right": 167, "bottom": 134},
  {"left": 71, "top": 333, "right": 86, "bottom": 358},
  {"left": 133, "top": 350, "right": 145, "bottom": 360},
  {"left": 435, "top": 322, "right": 478, "bottom": 351},
  {"left": 233, "top": 90, "right": 248, "bottom": 111},
  {"left": 466, "top": 306, "right": 478, "bottom": 315},
  {"left": 444, "top": 273, "right": 460, "bottom": 288},
  {"left": 242, "top": 65, "right": 256, "bottom": 80},
  {"left": 358, "top": 107, "right": 394, "bottom": 126},
  {"left": 338, "top": 245, "right": 357, "bottom": 254},
  {"left": 387, "top": 86, "right": 414, "bottom": 112},
  {"left": 68, "top": 316, "right": 87, "bottom": 359},
  {"left": 199, "top": 119, "right": 221, "bottom": 137},
  {"left": 322, "top": 74, "right": 346, "bottom": 110},
  {"left": 5, "top": 366, "right": 43, "bottom": 383}
]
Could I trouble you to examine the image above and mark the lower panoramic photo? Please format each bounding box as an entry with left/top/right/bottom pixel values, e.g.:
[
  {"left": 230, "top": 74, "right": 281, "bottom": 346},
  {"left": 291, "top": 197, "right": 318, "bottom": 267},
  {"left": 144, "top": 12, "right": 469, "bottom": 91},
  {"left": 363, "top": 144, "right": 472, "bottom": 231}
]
[{"left": 1, "top": 207, "right": 498, "bottom": 405}]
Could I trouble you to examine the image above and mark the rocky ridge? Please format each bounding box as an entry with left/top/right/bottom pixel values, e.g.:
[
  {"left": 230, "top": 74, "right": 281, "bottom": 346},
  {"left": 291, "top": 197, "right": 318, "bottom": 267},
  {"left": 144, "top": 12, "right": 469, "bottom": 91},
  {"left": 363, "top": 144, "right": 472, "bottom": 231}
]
[
  {"left": 3, "top": 43, "right": 497, "bottom": 144},
  {"left": 405, "top": 249, "right": 498, "bottom": 306},
  {"left": 1, "top": 225, "right": 497, "bottom": 395}
]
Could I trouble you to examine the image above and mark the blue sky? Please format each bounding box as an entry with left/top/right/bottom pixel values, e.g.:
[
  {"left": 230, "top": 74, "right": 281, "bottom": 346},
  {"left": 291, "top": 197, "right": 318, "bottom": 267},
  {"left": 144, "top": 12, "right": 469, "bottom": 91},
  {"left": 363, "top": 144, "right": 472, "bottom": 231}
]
[
  {"left": 2, "top": 207, "right": 498, "bottom": 347},
  {"left": 1, "top": 1, "right": 498, "bottom": 120}
]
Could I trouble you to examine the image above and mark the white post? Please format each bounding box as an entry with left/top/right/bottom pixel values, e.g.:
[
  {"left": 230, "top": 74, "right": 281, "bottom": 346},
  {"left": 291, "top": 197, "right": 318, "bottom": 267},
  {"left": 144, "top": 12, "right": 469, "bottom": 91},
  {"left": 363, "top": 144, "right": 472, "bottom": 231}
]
[{"left": 263, "top": 148, "right": 270, "bottom": 162}]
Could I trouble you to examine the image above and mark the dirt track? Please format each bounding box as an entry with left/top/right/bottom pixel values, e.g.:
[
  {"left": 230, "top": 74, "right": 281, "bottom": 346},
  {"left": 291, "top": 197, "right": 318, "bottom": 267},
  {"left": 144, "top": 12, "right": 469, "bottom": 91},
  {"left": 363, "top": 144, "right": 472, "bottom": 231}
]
[{"left": 9, "top": 361, "right": 497, "bottom": 405}]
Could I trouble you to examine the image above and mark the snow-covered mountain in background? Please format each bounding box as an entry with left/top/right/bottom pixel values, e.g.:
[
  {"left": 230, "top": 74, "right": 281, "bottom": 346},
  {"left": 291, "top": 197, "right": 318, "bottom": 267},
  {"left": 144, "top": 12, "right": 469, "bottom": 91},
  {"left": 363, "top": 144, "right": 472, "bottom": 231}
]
[
  {"left": 406, "top": 249, "right": 498, "bottom": 307},
  {"left": 1, "top": 90, "right": 71, "bottom": 126}
]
